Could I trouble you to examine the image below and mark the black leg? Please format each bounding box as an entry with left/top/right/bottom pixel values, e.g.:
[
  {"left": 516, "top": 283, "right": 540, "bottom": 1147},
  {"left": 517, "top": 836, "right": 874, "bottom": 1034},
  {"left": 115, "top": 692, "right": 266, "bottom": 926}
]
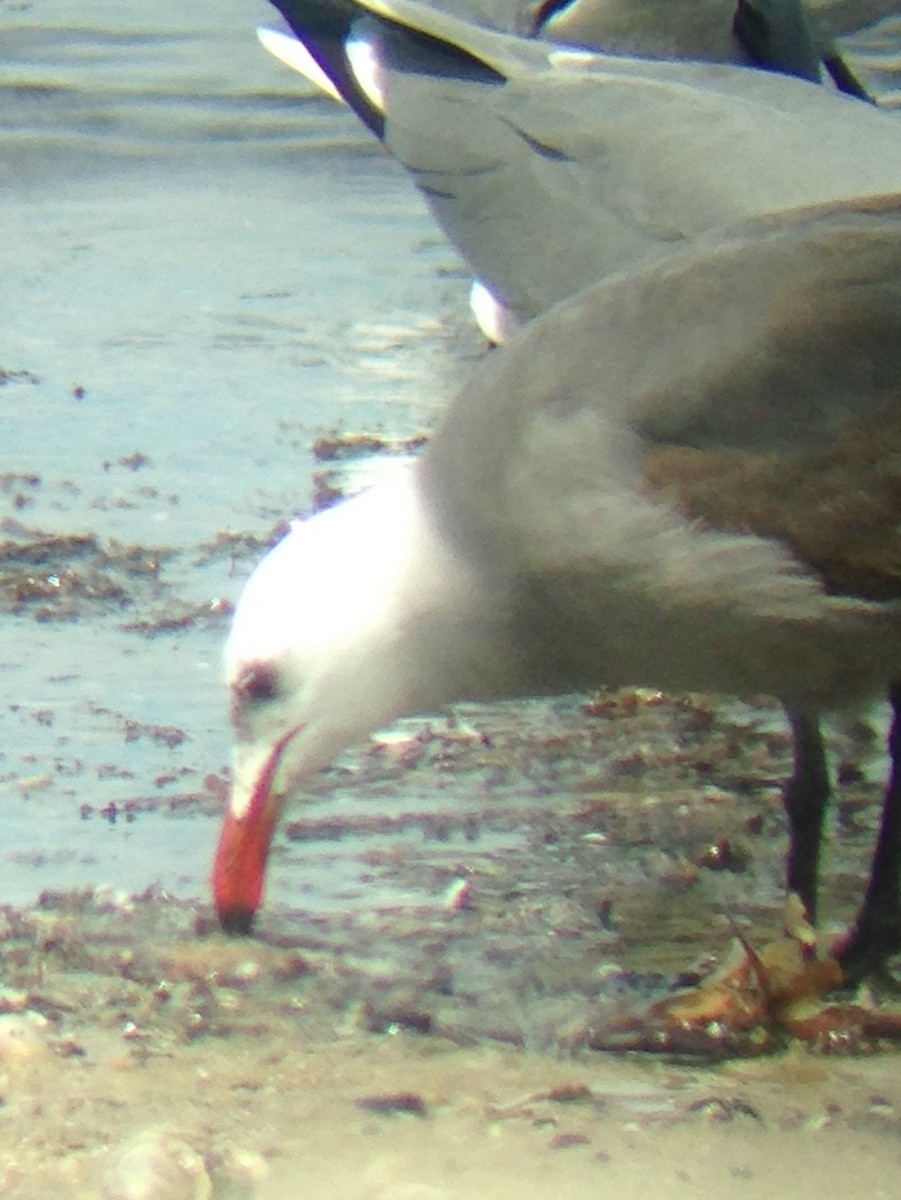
[
  {"left": 782, "top": 708, "right": 830, "bottom": 924},
  {"left": 840, "top": 683, "right": 901, "bottom": 977}
]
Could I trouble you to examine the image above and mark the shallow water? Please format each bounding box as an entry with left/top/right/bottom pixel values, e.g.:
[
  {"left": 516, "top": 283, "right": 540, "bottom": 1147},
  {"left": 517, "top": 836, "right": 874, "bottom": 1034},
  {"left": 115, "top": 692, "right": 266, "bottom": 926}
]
[
  {"left": 2, "top": 0, "right": 901, "bottom": 956},
  {"left": 2, "top": 0, "right": 482, "bottom": 911}
]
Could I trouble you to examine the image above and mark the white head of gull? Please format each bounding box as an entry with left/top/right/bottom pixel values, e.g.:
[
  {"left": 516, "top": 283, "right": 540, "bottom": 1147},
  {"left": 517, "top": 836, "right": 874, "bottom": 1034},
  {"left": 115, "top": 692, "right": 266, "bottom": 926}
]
[
  {"left": 253, "top": 0, "right": 901, "bottom": 966},
  {"left": 213, "top": 196, "right": 901, "bottom": 948}
]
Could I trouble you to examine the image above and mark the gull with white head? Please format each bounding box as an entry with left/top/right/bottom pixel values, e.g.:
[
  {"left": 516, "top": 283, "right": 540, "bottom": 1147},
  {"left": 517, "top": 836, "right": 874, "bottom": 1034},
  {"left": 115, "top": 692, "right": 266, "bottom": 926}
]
[
  {"left": 247, "top": 0, "right": 901, "bottom": 942},
  {"left": 214, "top": 195, "right": 901, "bottom": 977}
]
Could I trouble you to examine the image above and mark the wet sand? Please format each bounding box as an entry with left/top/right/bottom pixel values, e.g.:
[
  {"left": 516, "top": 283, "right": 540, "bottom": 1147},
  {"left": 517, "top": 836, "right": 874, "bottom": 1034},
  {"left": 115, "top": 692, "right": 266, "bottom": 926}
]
[
  {"left": 3, "top": 687, "right": 901, "bottom": 1198},
  {"left": 2, "top": 853, "right": 901, "bottom": 1200}
]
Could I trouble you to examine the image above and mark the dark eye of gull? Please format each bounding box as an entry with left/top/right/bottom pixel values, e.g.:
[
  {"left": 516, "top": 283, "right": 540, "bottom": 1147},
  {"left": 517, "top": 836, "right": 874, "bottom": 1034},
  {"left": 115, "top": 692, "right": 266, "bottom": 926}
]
[{"left": 235, "top": 661, "right": 280, "bottom": 705}]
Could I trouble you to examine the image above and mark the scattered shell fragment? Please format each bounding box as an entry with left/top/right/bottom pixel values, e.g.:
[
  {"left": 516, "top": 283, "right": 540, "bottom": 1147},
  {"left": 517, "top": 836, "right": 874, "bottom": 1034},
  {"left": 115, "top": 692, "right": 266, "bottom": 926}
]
[
  {"left": 0, "top": 1012, "right": 53, "bottom": 1062},
  {"left": 0, "top": 988, "right": 29, "bottom": 1015},
  {"left": 442, "top": 878, "right": 474, "bottom": 910},
  {"left": 157, "top": 940, "right": 310, "bottom": 987},
  {"left": 101, "top": 1127, "right": 212, "bottom": 1200},
  {"left": 216, "top": 1147, "right": 269, "bottom": 1190}
]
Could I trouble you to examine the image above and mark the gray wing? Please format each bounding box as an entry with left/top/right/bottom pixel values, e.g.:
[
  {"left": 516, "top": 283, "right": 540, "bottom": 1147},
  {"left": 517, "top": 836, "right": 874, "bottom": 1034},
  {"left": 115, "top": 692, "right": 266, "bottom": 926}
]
[
  {"left": 420, "top": 195, "right": 901, "bottom": 704},
  {"left": 531, "top": 0, "right": 875, "bottom": 99},
  {"left": 533, "top": 0, "right": 817, "bottom": 72},
  {"left": 425, "top": 195, "right": 901, "bottom": 595},
  {"left": 377, "top": 39, "right": 901, "bottom": 321},
  {"left": 269, "top": 0, "right": 898, "bottom": 328},
  {"left": 379, "top": 52, "right": 901, "bottom": 321}
]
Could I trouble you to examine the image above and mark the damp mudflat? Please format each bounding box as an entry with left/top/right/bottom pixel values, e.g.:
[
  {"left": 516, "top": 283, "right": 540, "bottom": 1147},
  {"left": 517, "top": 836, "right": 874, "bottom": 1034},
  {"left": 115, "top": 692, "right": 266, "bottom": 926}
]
[{"left": 4, "top": 1, "right": 901, "bottom": 1197}]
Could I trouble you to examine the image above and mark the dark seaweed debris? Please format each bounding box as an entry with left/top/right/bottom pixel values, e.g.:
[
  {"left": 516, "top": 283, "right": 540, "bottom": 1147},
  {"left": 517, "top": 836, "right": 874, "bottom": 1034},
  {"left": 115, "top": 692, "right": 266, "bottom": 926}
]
[{"left": 0, "top": 528, "right": 167, "bottom": 618}]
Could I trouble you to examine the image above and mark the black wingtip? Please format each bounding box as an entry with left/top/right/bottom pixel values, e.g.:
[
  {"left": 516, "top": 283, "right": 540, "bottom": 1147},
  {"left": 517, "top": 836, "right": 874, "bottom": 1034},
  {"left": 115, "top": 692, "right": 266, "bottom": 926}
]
[{"left": 732, "top": 0, "right": 821, "bottom": 84}]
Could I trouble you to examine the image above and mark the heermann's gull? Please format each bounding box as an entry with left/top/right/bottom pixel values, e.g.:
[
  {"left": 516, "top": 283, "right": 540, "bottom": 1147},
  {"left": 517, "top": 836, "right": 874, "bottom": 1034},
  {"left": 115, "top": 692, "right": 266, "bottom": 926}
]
[
  {"left": 213, "top": 195, "right": 901, "bottom": 976},
  {"left": 248, "top": 0, "right": 901, "bottom": 938},
  {"left": 261, "top": 0, "right": 901, "bottom": 337},
  {"left": 532, "top": 0, "right": 872, "bottom": 97}
]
